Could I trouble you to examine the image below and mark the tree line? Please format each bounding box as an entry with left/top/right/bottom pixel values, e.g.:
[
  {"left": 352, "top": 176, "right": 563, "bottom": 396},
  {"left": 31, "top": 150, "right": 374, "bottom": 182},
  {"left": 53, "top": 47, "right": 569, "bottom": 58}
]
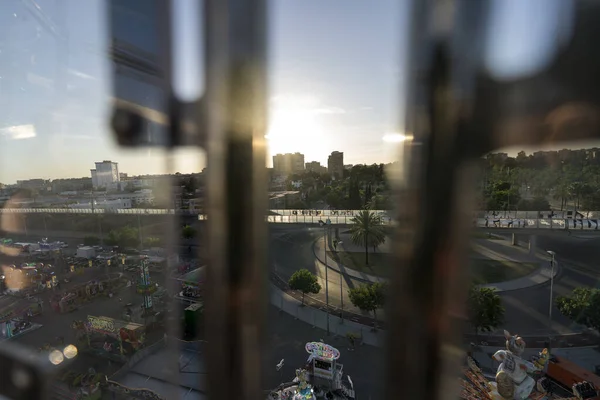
[
  {"left": 82, "top": 224, "right": 197, "bottom": 249},
  {"left": 479, "top": 149, "right": 600, "bottom": 211},
  {"left": 283, "top": 163, "right": 393, "bottom": 210}
]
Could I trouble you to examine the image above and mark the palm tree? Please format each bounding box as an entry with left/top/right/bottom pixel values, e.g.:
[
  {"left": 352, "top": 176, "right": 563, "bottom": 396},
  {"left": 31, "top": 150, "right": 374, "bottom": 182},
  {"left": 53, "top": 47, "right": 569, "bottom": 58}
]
[{"left": 349, "top": 210, "right": 386, "bottom": 265}]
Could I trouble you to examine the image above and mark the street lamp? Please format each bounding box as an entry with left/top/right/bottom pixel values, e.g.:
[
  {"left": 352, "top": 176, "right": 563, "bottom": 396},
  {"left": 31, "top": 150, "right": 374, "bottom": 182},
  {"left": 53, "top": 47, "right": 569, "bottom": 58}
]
[
  {"left": 337, "top": 241, "right": 344, "bottom": 322},
  {"left": 321, "top": 219, "right": 331, "bottom": 335},
  {"left": 546, "top": 250, "right": 556, "bottom": 337}
]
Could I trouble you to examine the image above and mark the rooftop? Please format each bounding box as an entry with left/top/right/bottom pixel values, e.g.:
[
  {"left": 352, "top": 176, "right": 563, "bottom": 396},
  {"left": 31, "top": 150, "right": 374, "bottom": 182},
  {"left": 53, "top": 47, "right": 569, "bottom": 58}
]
[{"left": 112, "top": 341, "right": 207, "bottom": 400}]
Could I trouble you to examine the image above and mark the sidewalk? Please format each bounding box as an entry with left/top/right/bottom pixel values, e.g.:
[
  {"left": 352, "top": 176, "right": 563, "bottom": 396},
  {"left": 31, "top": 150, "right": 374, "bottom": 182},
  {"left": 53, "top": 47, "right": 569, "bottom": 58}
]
[
  {"left": 269, "top": 282, "right": 384, "bottom": 347},
  {"left": 269, "top": 281, "right": 600, "bottom": 352},
  {"left": 315, "top": 236, "right": 557, "bottom": 292}
]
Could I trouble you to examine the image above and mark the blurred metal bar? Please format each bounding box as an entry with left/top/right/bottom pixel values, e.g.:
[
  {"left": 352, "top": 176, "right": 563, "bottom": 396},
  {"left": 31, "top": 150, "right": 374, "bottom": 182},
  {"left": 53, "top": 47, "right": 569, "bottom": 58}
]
[
  {"left": 203, "top": 0, "right": 268, "bottom": 399},
  {"left": 386, "top": 0, "right": 481, "bottom": 398},
  {"left": 155, "top": 2, "right": 186, "bottom": 399}
]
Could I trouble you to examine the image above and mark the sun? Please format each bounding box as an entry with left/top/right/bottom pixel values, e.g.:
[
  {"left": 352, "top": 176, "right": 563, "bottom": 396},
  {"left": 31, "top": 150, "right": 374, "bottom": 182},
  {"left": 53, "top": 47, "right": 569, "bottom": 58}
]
[{"left": 265, "top": 96, "right": 333, "bottom": 165}]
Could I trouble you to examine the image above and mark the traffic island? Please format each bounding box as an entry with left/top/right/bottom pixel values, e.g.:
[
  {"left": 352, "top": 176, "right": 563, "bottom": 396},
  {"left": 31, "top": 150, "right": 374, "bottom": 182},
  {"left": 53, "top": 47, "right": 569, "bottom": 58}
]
[{"left": 469, "top": 260, "right": 538, "bottom": 285}]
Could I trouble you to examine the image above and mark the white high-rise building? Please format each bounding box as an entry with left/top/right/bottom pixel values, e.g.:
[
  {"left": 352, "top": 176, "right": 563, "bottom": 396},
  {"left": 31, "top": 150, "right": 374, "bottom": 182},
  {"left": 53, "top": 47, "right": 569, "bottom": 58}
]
[{"left": 91, "top": 160, "right": 120, "bottom": 189}]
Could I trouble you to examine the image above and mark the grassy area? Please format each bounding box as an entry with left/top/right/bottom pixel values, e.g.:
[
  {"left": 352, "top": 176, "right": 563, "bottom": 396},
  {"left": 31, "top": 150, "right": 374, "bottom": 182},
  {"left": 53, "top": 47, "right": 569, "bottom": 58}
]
[
  {"left": 469, "top": 260, "right": 538, "bottom": 285},
  {"left": 327, "top": 251, "right": 392, "bottom": 278},
  {"left": 328, "top": 251, "right": 538, "bottom": 284}
]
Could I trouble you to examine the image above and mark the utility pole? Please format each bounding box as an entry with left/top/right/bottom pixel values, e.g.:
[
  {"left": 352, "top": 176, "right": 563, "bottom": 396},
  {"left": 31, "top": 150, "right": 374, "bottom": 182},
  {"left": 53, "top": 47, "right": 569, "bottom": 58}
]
[
  {"left": 324, "top": 224, "right": 330, "bottom": 335},
  {"left": 547, "top": 250, "right": 556, "bottom": 344}
]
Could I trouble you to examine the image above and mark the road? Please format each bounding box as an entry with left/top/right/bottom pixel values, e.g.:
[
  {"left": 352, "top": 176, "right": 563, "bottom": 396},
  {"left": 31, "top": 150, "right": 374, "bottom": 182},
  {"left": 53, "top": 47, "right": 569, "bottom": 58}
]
[
  {"left": 270, "top": 227, "right": 377, "bottom": 322},
  {"left": 269, "top": 226, "right": 600, "bottom": 341},
  {"left": 497, "top": 234, "right": 600, "bottom": 336}
]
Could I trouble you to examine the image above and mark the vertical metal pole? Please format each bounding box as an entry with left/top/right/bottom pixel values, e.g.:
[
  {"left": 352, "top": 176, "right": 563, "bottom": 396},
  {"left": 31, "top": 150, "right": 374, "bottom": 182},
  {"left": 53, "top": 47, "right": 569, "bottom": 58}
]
[
  {"left": 203, "top": 0, "right": 268, "bottom": 398},
  {"left": 98, "top": 215, "right": 103, "bottom": 246},
  {"left": 340, "top": 269, "right": 344, "bottom": 322},
  {"left": 325, "top": 226, "right": 330, "bottom": 334},
  {"left": 549, "top": 254, "right": 555, "bottom": 334},
  {"left": 137, "top": 214, "right": 143, "bottom": 248}
]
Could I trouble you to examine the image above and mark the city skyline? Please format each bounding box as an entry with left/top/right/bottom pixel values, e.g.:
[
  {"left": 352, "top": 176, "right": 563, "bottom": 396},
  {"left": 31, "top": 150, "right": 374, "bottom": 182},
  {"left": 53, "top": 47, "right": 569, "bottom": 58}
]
[{"left": 7, "top": 144, "right": 600, "bottom": 186}]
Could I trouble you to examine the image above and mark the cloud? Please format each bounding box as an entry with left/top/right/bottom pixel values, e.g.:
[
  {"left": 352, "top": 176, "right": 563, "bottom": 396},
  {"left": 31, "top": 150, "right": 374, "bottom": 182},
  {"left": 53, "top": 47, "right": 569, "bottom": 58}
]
[
  {"left": 0, "top": 124, "right": 36, "bottom": 140},
  {"left": 270, "top": 94, "right": 346, "bottom": 115},
  {"left": 68, "top": 69, "right": 96, "bottom": 80},
  {"left": 314, "top": 107, "right": 346, "bottom": 115}
]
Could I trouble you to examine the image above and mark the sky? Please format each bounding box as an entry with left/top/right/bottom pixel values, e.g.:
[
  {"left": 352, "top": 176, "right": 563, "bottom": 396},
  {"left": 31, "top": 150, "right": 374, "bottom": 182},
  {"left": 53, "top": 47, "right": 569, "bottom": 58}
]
[
  {"left": 0, "top": 0, "right": 406, "bottom": 183},
  {"left": 0, "top": 0, "right": 598, "bottom": 184}
]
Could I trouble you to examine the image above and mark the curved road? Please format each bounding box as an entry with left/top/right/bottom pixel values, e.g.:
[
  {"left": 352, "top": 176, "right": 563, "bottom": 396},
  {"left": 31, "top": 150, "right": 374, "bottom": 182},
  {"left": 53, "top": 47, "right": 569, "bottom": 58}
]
[
  {"left": 270, "top": 227, "right": 600, "bottom": 344},
  {"left": 501, "top": 234, "right": 600, "bottom": 336},
  {"left": 269, "top": 227, "right": 377, "bottom": 322}
]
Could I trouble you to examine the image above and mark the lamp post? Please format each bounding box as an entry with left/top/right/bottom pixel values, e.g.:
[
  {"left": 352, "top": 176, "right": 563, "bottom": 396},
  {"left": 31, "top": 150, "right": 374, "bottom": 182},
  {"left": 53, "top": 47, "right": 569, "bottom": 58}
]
[
  {"left": 338, "top": 240, "right": 344, "bottom": 322},
  {"left": 322, "top": 219, "right": 331, "bottom": 335},
  {"left": 546, "top": 250, "right": 556, "bottom": 337}
]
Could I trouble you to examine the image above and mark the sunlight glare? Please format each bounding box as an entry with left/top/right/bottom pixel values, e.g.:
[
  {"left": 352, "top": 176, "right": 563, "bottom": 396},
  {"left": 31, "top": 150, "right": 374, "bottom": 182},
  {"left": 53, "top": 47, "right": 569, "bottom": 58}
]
[
  {"left": 266, "top": 95, "right": 333, "bottom": 165},
  {"left": 382, "top": 132, "right": 412, "bottom": 143}
]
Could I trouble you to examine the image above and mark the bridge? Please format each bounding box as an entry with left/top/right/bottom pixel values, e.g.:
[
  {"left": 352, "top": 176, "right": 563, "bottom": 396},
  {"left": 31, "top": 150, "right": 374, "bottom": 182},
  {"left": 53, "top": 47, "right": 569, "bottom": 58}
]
[{"left": 2, "top": 208, "right": 600, "bottom": 232}]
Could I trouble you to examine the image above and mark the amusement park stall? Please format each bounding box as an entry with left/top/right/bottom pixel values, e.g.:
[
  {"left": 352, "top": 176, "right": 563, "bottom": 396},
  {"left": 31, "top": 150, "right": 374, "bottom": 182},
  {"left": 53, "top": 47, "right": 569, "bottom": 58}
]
[{"left": 73, "top": 315, "right": 145, "bottom": 362}]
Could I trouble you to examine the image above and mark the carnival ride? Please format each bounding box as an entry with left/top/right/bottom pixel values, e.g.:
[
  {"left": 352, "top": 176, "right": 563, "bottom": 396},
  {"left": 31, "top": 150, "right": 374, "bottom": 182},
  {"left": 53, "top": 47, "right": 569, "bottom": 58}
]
[
  {"left": 0, "top": 300, "right": 42, "bottom": 339},
  {"left": 267, "top": 342, "right": 355, "bottom": 400},
  {"left": 460, "top": 330, "right": 599, "bottom": 400}
]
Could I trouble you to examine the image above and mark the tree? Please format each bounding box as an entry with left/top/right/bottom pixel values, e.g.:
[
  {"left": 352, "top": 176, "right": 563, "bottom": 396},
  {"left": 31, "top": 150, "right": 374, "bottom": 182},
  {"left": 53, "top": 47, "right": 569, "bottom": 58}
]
[
  {"left": 466, "top": 286, "right": 505, "bottom": 336},
  {"left": 288, "top": 269, "right": 321, "bottom": 305},
  {"left": 556, "top": 288, "right": 600, "bottom": 333},
  {"left": 516, "top": 196, "right": 551, "bottom": 211},
  {"left": 144, "top": 236, "right": 162, "bottom": 248},
  {"left": 348, "top": 282, "right": 387, "bottom": 326},
  {"left": 349, "top": 210, "right": 386, "bottom": 265},
  {"left": 364, "top": 182, "right": 373, "bottom": 207},
  {"left": 182, "top": 225, "right": 197, "bottom": 239},
  {"left": 347, "top": 178, "right": 362, "bottom": 209},
  {"left": 105, "top": 226, "right": 140, "bottom": 248}
]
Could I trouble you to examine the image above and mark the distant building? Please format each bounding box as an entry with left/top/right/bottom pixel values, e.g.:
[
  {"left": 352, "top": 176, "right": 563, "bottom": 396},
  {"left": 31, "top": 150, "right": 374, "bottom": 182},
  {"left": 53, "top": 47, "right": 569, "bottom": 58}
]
[
  {"left": 327, "top": 151, "right": 344, "bottom": 180},
  {"left": 91, "top": 161, "right": 120, "bottom": 189},
  {"left": 305, "top": 161, "right": 327, "bottom": 174},
  {"left": 71, "top": 198, "right": 132, "bottom": 210},
  {"left": 51, "top": 177, "right": 92, "bottom": 194},
  {"left": 188, "top": 197, "right": 204, "bottom": 212},
  {"left": 273, "top": 153, "right": 305, "bottom": 176},
  {"left": 16, "top": 179, "right": 50, "bottom": 192}
]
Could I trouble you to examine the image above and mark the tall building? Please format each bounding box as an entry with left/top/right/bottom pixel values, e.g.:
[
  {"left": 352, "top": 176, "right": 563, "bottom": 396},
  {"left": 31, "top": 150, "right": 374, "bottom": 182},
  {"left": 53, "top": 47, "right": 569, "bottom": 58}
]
[
  {"left": 327, "top": 151, "right": 344, "bottom": 180},
  {"left": 91, "top": 161, "right": 120, "bottom": 189},
  {"left": 305, "top": 161, "right": 327, "bottom": 174},
  {"left": 272, "top": 153, "right": 305, "bottom": 176}
]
